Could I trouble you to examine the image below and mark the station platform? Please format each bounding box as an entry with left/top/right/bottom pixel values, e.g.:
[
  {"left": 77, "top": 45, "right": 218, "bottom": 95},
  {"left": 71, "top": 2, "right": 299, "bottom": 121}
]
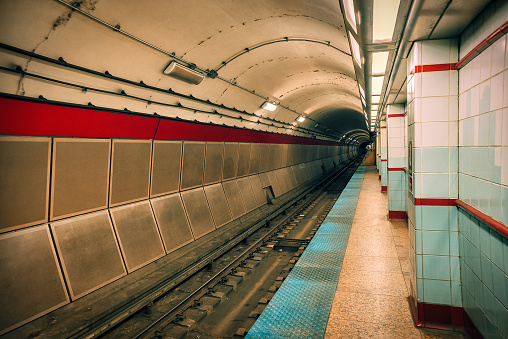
[{"left": 246, "top": 166, "right": 464, "bottom": 339}]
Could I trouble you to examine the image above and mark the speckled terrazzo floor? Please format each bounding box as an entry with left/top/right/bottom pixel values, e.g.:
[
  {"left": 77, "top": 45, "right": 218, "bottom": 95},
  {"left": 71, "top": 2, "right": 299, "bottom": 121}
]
[{"left": 324, "top": 166, "right": 465, "bottom": 339}]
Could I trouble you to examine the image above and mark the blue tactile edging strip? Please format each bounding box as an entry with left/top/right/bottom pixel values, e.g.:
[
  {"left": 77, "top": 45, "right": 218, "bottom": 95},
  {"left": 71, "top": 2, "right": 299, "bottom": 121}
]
[{"left": 246, "top": 166, "right": 365, "bottom": 339}]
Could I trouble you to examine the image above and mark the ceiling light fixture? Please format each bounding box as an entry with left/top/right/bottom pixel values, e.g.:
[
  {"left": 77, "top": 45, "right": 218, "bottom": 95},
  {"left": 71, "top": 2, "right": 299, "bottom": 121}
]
[
  {"left": 349, "top": 32, "right": 362, "bottom": 66},
  {"left": 373, "top": 0, "right": 401, "bottom": 42},
  {"left": 372, "top": 52, "right": 389, "bottom": 75},
  {"left": 343, "top": 0, "right": 357, "bottom": 32},
  {"left": 371, "top": 76, "right": 385, "bottom": 95},
  {"left": 297, "top": 116, "right": 306, "bottom": 123},
  {"left": 261, "top": 101, "right": 277, "bottom": 111},
  {"left": 163, "top": 61, "right": 205, "bottom": 85}
]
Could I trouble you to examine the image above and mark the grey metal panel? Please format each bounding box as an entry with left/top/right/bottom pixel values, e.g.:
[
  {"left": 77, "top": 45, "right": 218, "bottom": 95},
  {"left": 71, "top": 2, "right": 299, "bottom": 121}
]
[
  {"left": 0, "top": 225, "right": 69, "bottom": 335},
  {"left": 51, "top": 211, "right": 126, "bottom": 300},
  {"left": 286, "top": 167, "right": 298, "bottom": 190},
  {"left": 286, "top": 144, "right": 296, "bottom": 166},
  {"left": 248, "top": 175, "right": 266, "bottom": 207},
  {"left": 281, "top": 144, "right": 288, "bottom": 168},
  {"left": 259, "top": 144, "right": 275, "bottom": 172},
  {"left": 51, "top": 138, "right": 110, "bottom": 221},
  {"left": 258, "top": 172, "right": 270, "bottom": 188},
  {"left": 204, "top": 184, "right": 232, "bottom": 227},
  {"left": 110, "top": 201, "right": 165, "bottom": 273},
  {"left": 276, "top": 169, "right": 289, "bottom": 195},
  {"left": 222, "top": 142, "right": 238, "bottom": 180},
  {"left": 292, "top": 165, "right": 303, "bottom": 185},
  {"left": 0, "top": 137, "right": 50, "bottom": 233},
  {"left": 267, "top": 171, "right": 282, "bottom": 197},
  {"left": 181, "top": 188, "right": 215, "bottom": 239},
  {"left": 222, "top": 180, "right": 246, "bottom": 219},
  {"left": 151, "top": 141, "right": 182, "bottom": 197},
  {"left": 181, "top": 142, "right": 205, "bottom": 190},
  {"left": 110, "top": 140, "right": 152, "bottom": 206},
  {"left": 203, "top": 142, "right": 223, "bottom": 185},
  {"left": 150, "top": 193, "right": 194, "bottom": 253},
  {"left": 236, "top": 143, "right": 251, "bottom": 177},
  {"left": 248, "top": 143, "right": 260, "bottom": 174},
  {"left": 237, "top": 177, "right": 257, "bottom": 212},
  {"left": 273, "top": 144, "right": 282, "bottom": 169}
]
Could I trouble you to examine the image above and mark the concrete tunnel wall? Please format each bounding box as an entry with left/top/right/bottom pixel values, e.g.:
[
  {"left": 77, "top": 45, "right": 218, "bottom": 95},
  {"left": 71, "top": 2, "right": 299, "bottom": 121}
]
[{"left": 0, "top": 96, "right": 360, "bottom": 335}]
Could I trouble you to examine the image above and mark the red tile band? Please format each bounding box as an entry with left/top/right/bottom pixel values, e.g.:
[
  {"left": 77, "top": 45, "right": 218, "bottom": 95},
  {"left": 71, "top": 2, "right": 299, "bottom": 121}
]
[
  {"left": 381, "top": 186, "right": 387, "bottom": 192},
  {"left": 380, "top": 126, "right": 387, "bottom": 129},
  {"left": 389, "top": 211, "right": 408, "bottom": 221},
  {"left": 387, "top": 113, "right": 406, "bottom": 118},
  {"left": 456, "top": 199, "right": 508, "bottom": 238},
  {"left": 388, "top": 167, "right": 405, "bottom": 171},
  {"left": 456, "top": 20, "right": 508, "bottom": 70},
  {"left": 0, "top": 96, "right": 339, "bottom": 145},
  {"left": 381, "top": 159, "right": 387, "bottom": 162},
  {"left": 413, "top": 198, "right": 456, "bottom": 206},
  {"left": 413, "top": 63, "right": 457, "bottom": 74}
]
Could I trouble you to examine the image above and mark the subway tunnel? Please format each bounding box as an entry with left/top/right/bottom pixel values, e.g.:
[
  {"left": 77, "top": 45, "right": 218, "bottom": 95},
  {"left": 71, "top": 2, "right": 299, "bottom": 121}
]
[{"left": 0, "top": 0, "right": 507, "bottom": 338}]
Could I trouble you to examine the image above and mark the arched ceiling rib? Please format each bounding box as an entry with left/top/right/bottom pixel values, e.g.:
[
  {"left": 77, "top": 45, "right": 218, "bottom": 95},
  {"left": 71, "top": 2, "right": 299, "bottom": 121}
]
[{"left": 0, "top": 0, "right": 370, "bottom": 143}]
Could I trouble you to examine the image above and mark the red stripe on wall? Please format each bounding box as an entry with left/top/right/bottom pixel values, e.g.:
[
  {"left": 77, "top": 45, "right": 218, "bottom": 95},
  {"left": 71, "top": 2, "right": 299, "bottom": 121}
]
[
  {"left": 0, "top": 97, "right": 159, "bottom": 139},
  {"left": 456, "top": 20, "right": 508, "bottom": 70},
  {"left": 381, "top": 159, "right": 387, "bottom": 162},
  {"left": 456, "top": 199, "right": 508, "bottom": 238},
  {"left": 0, "top": 96, "right": 340, "bottom": 145},
  {"left": 413, "top": 198, "right": 456, "bottom": 206},
  {"left": 388, "top": 167, "right": 405, "bottom": 171},
  {"left": 413, "top": 63, "right": 457, "bottom": 74},
  {"left": 380, "top": 126, "right": 387, "bottom": 129},
  {"left": 387, "top": 113, "right": 406, "bottom": 118}
]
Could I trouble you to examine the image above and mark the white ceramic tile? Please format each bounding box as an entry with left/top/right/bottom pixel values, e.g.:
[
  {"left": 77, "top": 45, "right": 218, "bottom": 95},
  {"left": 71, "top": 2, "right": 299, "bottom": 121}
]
[
  {"left": 490, "top": 110, "right": 503, "bottom": 146},
  {"left": 478, "top": 113, "right": 490, "bottom": 146},
  {"left": 421, "top": 148, "right": 449, "bottom": 173},
  {"left": 450, "top": 147, "right": 458, "bottom": 172},
  {"left": 414, "top": 73, "right": 422, "bottom": 98},
  {"left": 502, "top": 147, "right": 508, "bottom": 186},
  {"left": 450, "top": 70, "right": 459, "bottom": 96},
  {"left": 473, "top": 115, "right": 479, "bottom": 146},
  {"left": 470, "top": 85, "right": 480, "bottom": 117},
  {"left": 449, "top": 95, "right": 459, "bottom": 121},
  {"left": 450, "top": 38, "right": 459, "bottom": 63},
  {"left": 449, "top": 121, "right": 458, "bottom": 147},
  {"left": 480, "top": 47, "right": 492, "bottom": 82},
  {"left": 421, "top": 122, "right": 449, "bottom": 147},
  {"left": 462, "top": 117, "right": 474, "bottom": 147},
  {"left": 450, "top": 172, "right": 458, "bottom": 198},
  {"left": 459, "top": 92, "right": 468, "bottom": 120},
  {"left": 491, "top": 35, "right": 506, "bottom": 76},
  {"left": 413, "top": 97, "right": 422, "bottom": 123},
  {"left": 421, "top": 173, "right": 449, "bottom": 198},
  {"left": 458, "top": 120, "right": 464, "bottom": 146},
  {"left": 478, "top": 80, "right": 491, "bottom": 114},
  {"left": 471, "top": 57, "right": 481, "bottom": 85},
  {"left": 499, "top": 107, "right": 508, "bottom": 147},
  {"left": 422, "top": 71, "right": 450, "bottom": 97},
  {"left": 460, "top": 64, "right": 470, "bottom": 94},
  {"left": 504, "top": 70, "right": 508, "bottom": 108},
  {"left": 414, "top": 122, "right": 422, "bottom": 147},
  {"left": 421, "top": 96, "right": 449, "bottom": 122},
  {"left": 490, "top": 73, "right": 504, "bottom": 111},
  {"left": 422, "top": 39, "right": 451, "bottom": 65}
]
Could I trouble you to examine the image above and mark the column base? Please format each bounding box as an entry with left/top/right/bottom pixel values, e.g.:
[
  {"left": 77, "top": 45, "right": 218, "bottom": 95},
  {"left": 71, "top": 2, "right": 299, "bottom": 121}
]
[
  {"left": 381, "top": 186, "right": 387, "bottom": 192},
  {"left": 388, "top": 210, "right": 407, "bottom": 221},
  {"left": 408, "top": 296, "right": 483, "bottom": 338}
]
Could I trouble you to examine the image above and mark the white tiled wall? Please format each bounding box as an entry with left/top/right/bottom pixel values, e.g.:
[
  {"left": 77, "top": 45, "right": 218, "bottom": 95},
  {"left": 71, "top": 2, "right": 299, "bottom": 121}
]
[{"left": 387, "top": 105, "right": 407, "bottom": 213}]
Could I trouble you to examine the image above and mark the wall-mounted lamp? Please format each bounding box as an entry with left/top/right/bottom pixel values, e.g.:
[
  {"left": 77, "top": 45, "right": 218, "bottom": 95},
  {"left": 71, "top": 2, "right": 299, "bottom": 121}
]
[
  {"left": 163, "top": 61, "right": 205, "bottom": 85},
  {"left": 297, "top": 116, "right": 306, "bottom": 123},
  {"left": 261, "top": 101, "right": 277, "bottom": 111}
]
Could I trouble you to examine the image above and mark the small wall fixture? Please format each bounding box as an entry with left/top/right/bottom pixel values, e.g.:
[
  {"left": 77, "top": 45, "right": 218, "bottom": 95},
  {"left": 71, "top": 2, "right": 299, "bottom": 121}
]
[
  {"left": 297, "top": 116, "right": 306, "bottom": 123},
  {"left": 261, "top": 101, "right": 277, "bottom": 111},
  {"left": 163, "top": 61, "right": 205, "bottom": 85}
]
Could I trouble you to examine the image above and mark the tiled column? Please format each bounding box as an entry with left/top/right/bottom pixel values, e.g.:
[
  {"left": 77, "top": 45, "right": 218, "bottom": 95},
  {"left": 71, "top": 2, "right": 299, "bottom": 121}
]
[
  {"left": 380, "top": 119, "right": 388, "bottom": 192},
  {"left": 407, "top": 39, "right": 461, "bottom": 329},
  {"left": 376, "top": 130, "right": 380, "bottom": 176},
  {"left": 387, "top": 104, "right": 407, "bottom": 220}
]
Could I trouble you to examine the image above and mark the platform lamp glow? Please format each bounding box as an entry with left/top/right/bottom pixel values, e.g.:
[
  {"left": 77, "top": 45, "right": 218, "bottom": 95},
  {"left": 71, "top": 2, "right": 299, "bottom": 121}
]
[
  {"left": 297, "top": 116, "right": 306, "bottom": 123},
  {"left": 163, "top": 61, "right": 205, "bottom": 85},
  {"left": 260, "top": 101, "right": 277, "bottom": 111}
]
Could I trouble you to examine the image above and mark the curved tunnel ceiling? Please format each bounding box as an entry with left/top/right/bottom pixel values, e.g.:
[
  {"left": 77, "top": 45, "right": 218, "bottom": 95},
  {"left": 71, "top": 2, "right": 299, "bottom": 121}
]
[{"left": 0, "top": 0, "right": 370, "bottom": 143}]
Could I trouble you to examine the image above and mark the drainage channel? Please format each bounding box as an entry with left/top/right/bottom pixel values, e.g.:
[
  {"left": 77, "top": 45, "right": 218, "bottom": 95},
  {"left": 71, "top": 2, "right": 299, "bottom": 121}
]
[{"left": 98, "top": 161, "right": 360, "bottom": 339}]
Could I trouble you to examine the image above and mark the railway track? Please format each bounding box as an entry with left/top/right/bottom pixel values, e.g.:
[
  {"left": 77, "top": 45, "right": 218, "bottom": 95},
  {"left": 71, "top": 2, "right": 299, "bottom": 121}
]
[{"left": 86, "top": 159, "right": 361, "bottom": 339}]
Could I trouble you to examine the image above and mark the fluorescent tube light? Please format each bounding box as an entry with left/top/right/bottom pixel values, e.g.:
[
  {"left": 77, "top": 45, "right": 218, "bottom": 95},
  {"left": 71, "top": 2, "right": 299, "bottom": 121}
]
[
  {"left": 349, "top": 32, "right": 362, "bottom": 66},
  {"left": 261, "top": 101, "right": 277, "bottom": 111},
  {"left": 372, "top": 52, "right": 389, "bottom": 75},
  {"left": 371, "top": 76, "right": 385, "bottom": 95},
  {"left": 343, "top": 0, "right": 357, "bottom": 32},
  {"left": 372, "top": 95, "right": 381, "bottom": 103},
  {"left": 163, "top": 61, "right": 205, "bottom": 85},
  {"left": 373, "top": 0, "right": 400, "bottom": 42}
]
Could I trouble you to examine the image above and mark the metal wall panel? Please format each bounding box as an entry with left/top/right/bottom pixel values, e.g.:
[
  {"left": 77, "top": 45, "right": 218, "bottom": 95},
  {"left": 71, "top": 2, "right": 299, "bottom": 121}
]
[
  {"left": 181, "top": 188, "right": 215, "bottom": 239},
  {"left": 151, "top": 141, "right": 182, "bottom": 197},
  {"left": 180, "top": 142, "right": 205, "bottom": 190},
  {"left": 0, "top": 225, "right": 69, "bottom": 335},
  {"left": 273, "top": 144, "right": 282, "bottom": 169},
  {"left": 110, "top": 201, "right": 165, "bottom": 273},
  {"left": 259, "top": 143, "right": 274, "bottom": 172},
  {"left": 275, "top": 169, "right": 289, "bottom": 195},
  {"left": 51, "top": 211, "right": 126, "bottom": 299},
  {"left": 248, "top": 175, "right": 266, "bottom": 207},
  {"left": 222, "top": 180, "right": 246, "bottom": 219},
  {"left": 51, "top": 139, "right": 110, "bottom": 220},
  {"left": 0, "top": 137, "right": 51, "bottom": 233},
  {"left": 237, "top": 177, "right": 257, "bottom": 212},
  {"left": 267, "top": 171, "right": 282, "bottom": 197},
  {"left": 258, "top": 172, "right": 270, "bottom": 188},
  {"left": 222, "top": 142, "right": 239, "bottom": 180},
  {"left": 203, "top": 142, "right": 223, "bottom": 185},
  {"left": 150, "top": 194, "right": 194, "bottom": 253},
  {"left": 248, "top": 143, "right": 260, "bottom": 174},
  {"left": 236, "top": 143, "right": 251, "bottom": 177},
  {"left": 281, "top": 144, "right": 288, "bottom": 168},
  {"left": 204, "top": 184, "right": 232, "bottom": 227},
  {"left": 110, "top": 140, "right": 152, "bottom": 206}
]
